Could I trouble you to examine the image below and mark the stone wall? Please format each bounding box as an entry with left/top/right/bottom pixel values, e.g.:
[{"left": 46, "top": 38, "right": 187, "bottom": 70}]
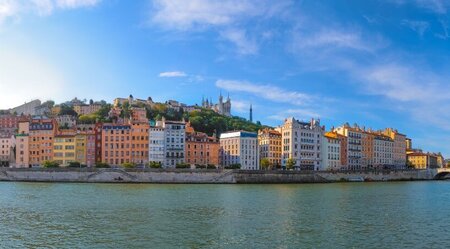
[{"left": 0, "top": 168, "right": 440, "bottom": 184}]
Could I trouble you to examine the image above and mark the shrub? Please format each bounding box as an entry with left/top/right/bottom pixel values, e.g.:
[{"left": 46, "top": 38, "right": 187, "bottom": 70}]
[
  {"left": 147, "top": 161, "right": 162, "bottom": 168},
  {"left": 95, "top": 162, "right": 110, "bottom": 168},
  {"left": 176, "top": 163, "right": 191, "bottom": 169},
  {"left": 224, "top": 164, "right": 241, "bottom": 169},
  {"left": 68, "top": 161, "right": 81, "bottom": 168},
  {"left": 122, "top": 162, "right": 136, "bottom": 168},
  {"left": 42, "top": 160, "right": 60, "bottom": 168}
]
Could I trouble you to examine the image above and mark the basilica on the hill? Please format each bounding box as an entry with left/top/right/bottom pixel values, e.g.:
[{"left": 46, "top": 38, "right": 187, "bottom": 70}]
[{"left": 201, "top": 93, "right": 231, "bottom": 117}]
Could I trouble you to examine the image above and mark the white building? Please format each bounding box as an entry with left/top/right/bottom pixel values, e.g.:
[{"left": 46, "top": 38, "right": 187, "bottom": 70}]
[
  {"left": 55, "top": 115, "right": 77, "bottom": 128},
  {"left": 149, "top": 121, "right": 165, "bottom": 165},
  {"left": 279, "top": 117, "right": 324, "bottom": 171},
  {"left": 149, "top": 119, "right": 186, "bottom": 168},
  {"left": 322, "top": 132, "right": 341, "bottom": 170},
  {"left": 220, "top": 131, "right": 259, "bottom": 170},
  {"left": 373, "top": 134, "right": 394, "bottom": 168}
]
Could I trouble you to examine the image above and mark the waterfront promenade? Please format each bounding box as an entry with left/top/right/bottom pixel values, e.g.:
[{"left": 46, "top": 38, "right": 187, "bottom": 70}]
[{"left": 1, "top": 168, "right": 449, "bottom": 183}]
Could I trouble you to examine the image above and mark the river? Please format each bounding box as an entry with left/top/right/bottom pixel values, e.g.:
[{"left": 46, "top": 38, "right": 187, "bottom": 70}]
[{"left": 0, "top": 181, "right": 449, "bottom": 248}]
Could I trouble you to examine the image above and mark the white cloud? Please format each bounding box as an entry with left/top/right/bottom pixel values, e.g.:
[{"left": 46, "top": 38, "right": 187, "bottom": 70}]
[
  {"left": 220, "top": 28, "right": 258, "bottom": 55},
  {"left": 401, "top": 20, "right": 429, "bottom": 37},
  {"left": 216, "top": 79, "right": 312, "bottom": 106},
  {"left": 0, "top": 49, "right": 66, "bottom": 109},
  {"left": 0, "top": 0, "right": 101, "bottom": 24},
  {"left": 158, "top": 71, "right": 187, "bottom": 77}
]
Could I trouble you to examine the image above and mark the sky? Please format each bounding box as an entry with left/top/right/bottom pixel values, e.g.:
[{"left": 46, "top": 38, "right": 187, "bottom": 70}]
[{"left": 0, "top": 0, "right": 449, "bottom": 157}]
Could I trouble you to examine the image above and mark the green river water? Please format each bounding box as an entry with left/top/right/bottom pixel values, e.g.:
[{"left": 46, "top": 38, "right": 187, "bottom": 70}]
[{"left": 0, "top": 181, "right": 449, "bottom": 248}]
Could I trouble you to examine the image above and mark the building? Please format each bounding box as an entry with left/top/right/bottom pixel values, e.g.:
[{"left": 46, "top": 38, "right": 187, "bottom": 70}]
[
  {"left": 53, "top": 131, "right": 76, "bottom": 166},
  {"left": 383, "top": 128, "right": 407, "bottom": 169},
  {"left": 407, "top": 152, "right": 438, "bottom": 169},
  {"left": 163, "top": 120, "right": 186, "bottom": 168},
  {"left": 73, "top": 104, "right": 102, "bottom": 115},
  {"left": 279, "top": 117, "right": 324, "bottom": 170},
  {"left": 201, "top": 93, "right": 231, "bottom": 117},
  {"left": 185, "top": 123, "right": 220, "bottom": 166},
  {"left": 55, "top": 115, "right": 77, "bottom": 128},
  {"left": 0, "top": 133, "right": 15, "bottom": 167},
  {"left": 361, "top": 131, "right": 374, "bottom": 169},
  {"left": 334, "top": 124, "right": 363, "bottom": 170},
  {"left": 76, "top": 124, "right": 96, "bottom": 167},
  {"left": 131, "top": 122, "right": 149, "bottom": 165},
  {"left": 322, "top": 132, "right": 341, "bottom": 170},
  {"left": 113, "top": 95, "right": 154, "bottom": 108},
  {"left": 149, "top": 121, "right": 165, "bottom": 165},
  {"left": 15, "top": 121, "right": 30, "bottom": 168},
  {"left": 28, "top": 118, "right": 56, "bottom": 167},
  {"left": 220, "top": 131, "right": 259, "bottom": 170},
  {"left": 131, "top": 107, "right": 148, "bottom": 123},
  {"left": 258, "top": 128, "right": 282, "bottom": 167},
  {"left": 101, "top": 124, "right": 132, "bottom": 166},
  {"left": 372, "top": 134, "right": 394, "bottom": 169},
  {"left": 0, "top": 114, "right": 20, "bottom": 129}
]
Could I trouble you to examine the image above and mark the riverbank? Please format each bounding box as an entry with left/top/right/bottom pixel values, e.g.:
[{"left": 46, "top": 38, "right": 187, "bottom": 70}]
[{"left": 1, "top": 168, "right": 447, "bottom": 183}]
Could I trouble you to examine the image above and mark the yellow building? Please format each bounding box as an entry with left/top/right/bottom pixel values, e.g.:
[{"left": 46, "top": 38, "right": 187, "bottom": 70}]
[
  {"left": 258, "top": 128, "right": 282, "bottom": 167},
  {"left": 53, "top": 134, "right": 76, "bottom": 166},
  {"left": 75, "top": 134, "right": 87, "bottom": 165},
  {"left": 407, "top": 152, "right": 438, "bottom": 169}
]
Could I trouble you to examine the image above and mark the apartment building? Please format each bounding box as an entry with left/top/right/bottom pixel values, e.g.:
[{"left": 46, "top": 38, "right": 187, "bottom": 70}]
[
  {"left": 373, "top": 134, "right": 394, "bottom": 169},
  {"left": 258, "top": 128, "right": 282, "bottom": 167},
  {"left": 28, "top": 118, "right": 56, "bottom": 167},
  {"left": 322, "top": 132, "right": 341, "bottom": 170},
  {"left": 334, "top": 124, "right": 363, "bottom": 170},
  {"left": 279, "top": 117, "right": 324, "bottom": 170},
  {"left": 131, "top": 122, "right": 149, "bottom": 165},
  {"left": 0, "top": 133, "right": 14, "bottom": 167},
  {"left": 101, "top": 124, "right": 132, "bottom": 166},
  {"left": 220, "top": 131, "right": 259, "bottom": 170},
  {"left": 383, "top": 128, "right": 407, "bottom": 169},
  {"left": 185, "top": 123, "right": 220, "bottom": 166}
]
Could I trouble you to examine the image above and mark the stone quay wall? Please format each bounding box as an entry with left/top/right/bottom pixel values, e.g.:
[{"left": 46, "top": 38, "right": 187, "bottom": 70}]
[{"left": 0, "top": 168, "right": 439, "bottom": 184}]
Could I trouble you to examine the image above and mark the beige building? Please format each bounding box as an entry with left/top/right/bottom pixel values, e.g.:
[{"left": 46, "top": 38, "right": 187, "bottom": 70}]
[
  {"left": 0, "top": 133, "right": 15, "bottom": 167},
  {"left": 258, "top": 128, "right": 282, "bottom": 167},
  {"left": 279, "top": 117, "right": 324, "bottom": 170},
  {"left": 407, "top": 152, "right": 438, "bottom": 169},
  {"left": 383, "top": 128, "right": 407, "bottom": 169},
  {"left": 15, "top": 121, "right": 30, "bottom": 168},
  {"left": 220, "top": 131, "right": 259, "bottom": 170},
  {"left": 73, "top": 104, "right": 102, "bottom": 115},
  {"left": 372, "top": 134, "right": 394, "bottom": 169},
  {"left": 322, "top": 132, "right": 341, "bottom": 170}
]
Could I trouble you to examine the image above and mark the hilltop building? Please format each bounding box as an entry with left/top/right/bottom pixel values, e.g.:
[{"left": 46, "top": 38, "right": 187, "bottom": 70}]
[{"left": 202, "top": 93, "right": 231, "bottom": 117}]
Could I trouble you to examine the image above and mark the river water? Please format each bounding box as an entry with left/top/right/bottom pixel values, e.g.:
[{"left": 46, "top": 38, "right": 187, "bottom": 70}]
[{"left": 0, "top": 181, "right": 449, "bottom": 248}]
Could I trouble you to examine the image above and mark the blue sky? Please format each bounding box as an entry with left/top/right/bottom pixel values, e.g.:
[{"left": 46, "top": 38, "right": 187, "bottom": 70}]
[{"left": 1, "top": 0, "right": 449, "bottom": 157}]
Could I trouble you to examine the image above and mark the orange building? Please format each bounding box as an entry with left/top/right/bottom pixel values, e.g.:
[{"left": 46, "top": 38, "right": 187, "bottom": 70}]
[
  {"left": 362, "top": 131, "right": 374, "bottom": 169},
  {"left": 131, "top": 107, "right": 147, "bottom": 123},
  {"left": 131, "top": 122, "right": 149, "bottom": 165},
  {"left": 336, "top": 133, "right": 347, "bottom": 168},
  {"left": 28, "top": 118, "right": 56, "bottom": 167},
  {"left": 185, "top": 123, "right": 220, "bottom": 166},
  {"left": 101, "top": 124, "right": 132, "bottom": 166}
]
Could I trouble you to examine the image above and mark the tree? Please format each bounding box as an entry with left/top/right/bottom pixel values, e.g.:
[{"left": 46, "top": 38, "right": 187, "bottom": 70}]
[
  {"left": 406, "top": 161, "right": 415, "bottom": 169},
  {"left": 147, "top": 161, "right": 162, "bottom": 168},
  {"left": 58, "top": 104, "right": 77, "bottom": 116},
  {"left": 176, "top": 163, "right": 191, "bottom": 169},
  {"left": 89, "top": 99, "right": 94, "bottom": 105},
  {"left": 122, "top": 162, "right": 136, "bottom": 169},
  {"left": 95, "top": 162, "right": 110, "bottom": 168},
  {"left": 224, "top": 164, "right": 241, "bottom": 169},
  {"left": 79, "top": 114, "right": 98, "bottom": 124},
  {"left": 286, "top": 158, "right": 296, "bottom": 170},
  {"left": 42, "top": 160, "right": 60, "bottom": 168},
  {"left": 260, "top": 158, "right": 271, "bottom": 170}
]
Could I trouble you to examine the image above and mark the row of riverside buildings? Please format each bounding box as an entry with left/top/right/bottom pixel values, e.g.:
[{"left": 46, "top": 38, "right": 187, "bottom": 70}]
[{"left": 0, "top": 109, "right": 446, "bottom": 170}]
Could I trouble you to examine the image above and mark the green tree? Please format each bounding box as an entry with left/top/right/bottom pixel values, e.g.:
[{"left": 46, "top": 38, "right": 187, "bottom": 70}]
[
  {"left": 42, "top": 160, "right": 60, "bottom": 168},
  {"left": 95, "top": 162, "right": 110, "bottom": 168},
  {"left": 286, "top": 158, "right": 296, "bottom": 170},
  {"left": 122, "top": 162, "right": 136, "bottom": 168},
  {"left": 58, "top": 104, "right": 77, "bottom": 116},
  {"left": 176, "top": 163, "right": 191, "bottom": 169},
  {"left": 147, "top": 161, "right": 162, "bottom": 168},
  {"left": 68, "top": 161, "right": 81, "bottom": 168},
  {"left": 260, "top": 158, "right": 271, "bottom": 170}
]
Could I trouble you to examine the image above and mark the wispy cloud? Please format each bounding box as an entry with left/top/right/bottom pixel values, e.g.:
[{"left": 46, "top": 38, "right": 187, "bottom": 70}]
[
  {"left": 401, "top": 20, "right": 429, "bottom": 37},
  {"left": 150, "top": 0, "right": 291, "bottom": 55},
  {"left": 0, "top": 0, "right": 101, "bottom": 24},
  {"left": 158, "top": 71, "right": 187, "bottom": 77},
  {"left": 220, "top": 28, "right": 258, "bottom": 55},
  {"left": 216, "top": 79, "right": 312, "bottom": 106}
]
